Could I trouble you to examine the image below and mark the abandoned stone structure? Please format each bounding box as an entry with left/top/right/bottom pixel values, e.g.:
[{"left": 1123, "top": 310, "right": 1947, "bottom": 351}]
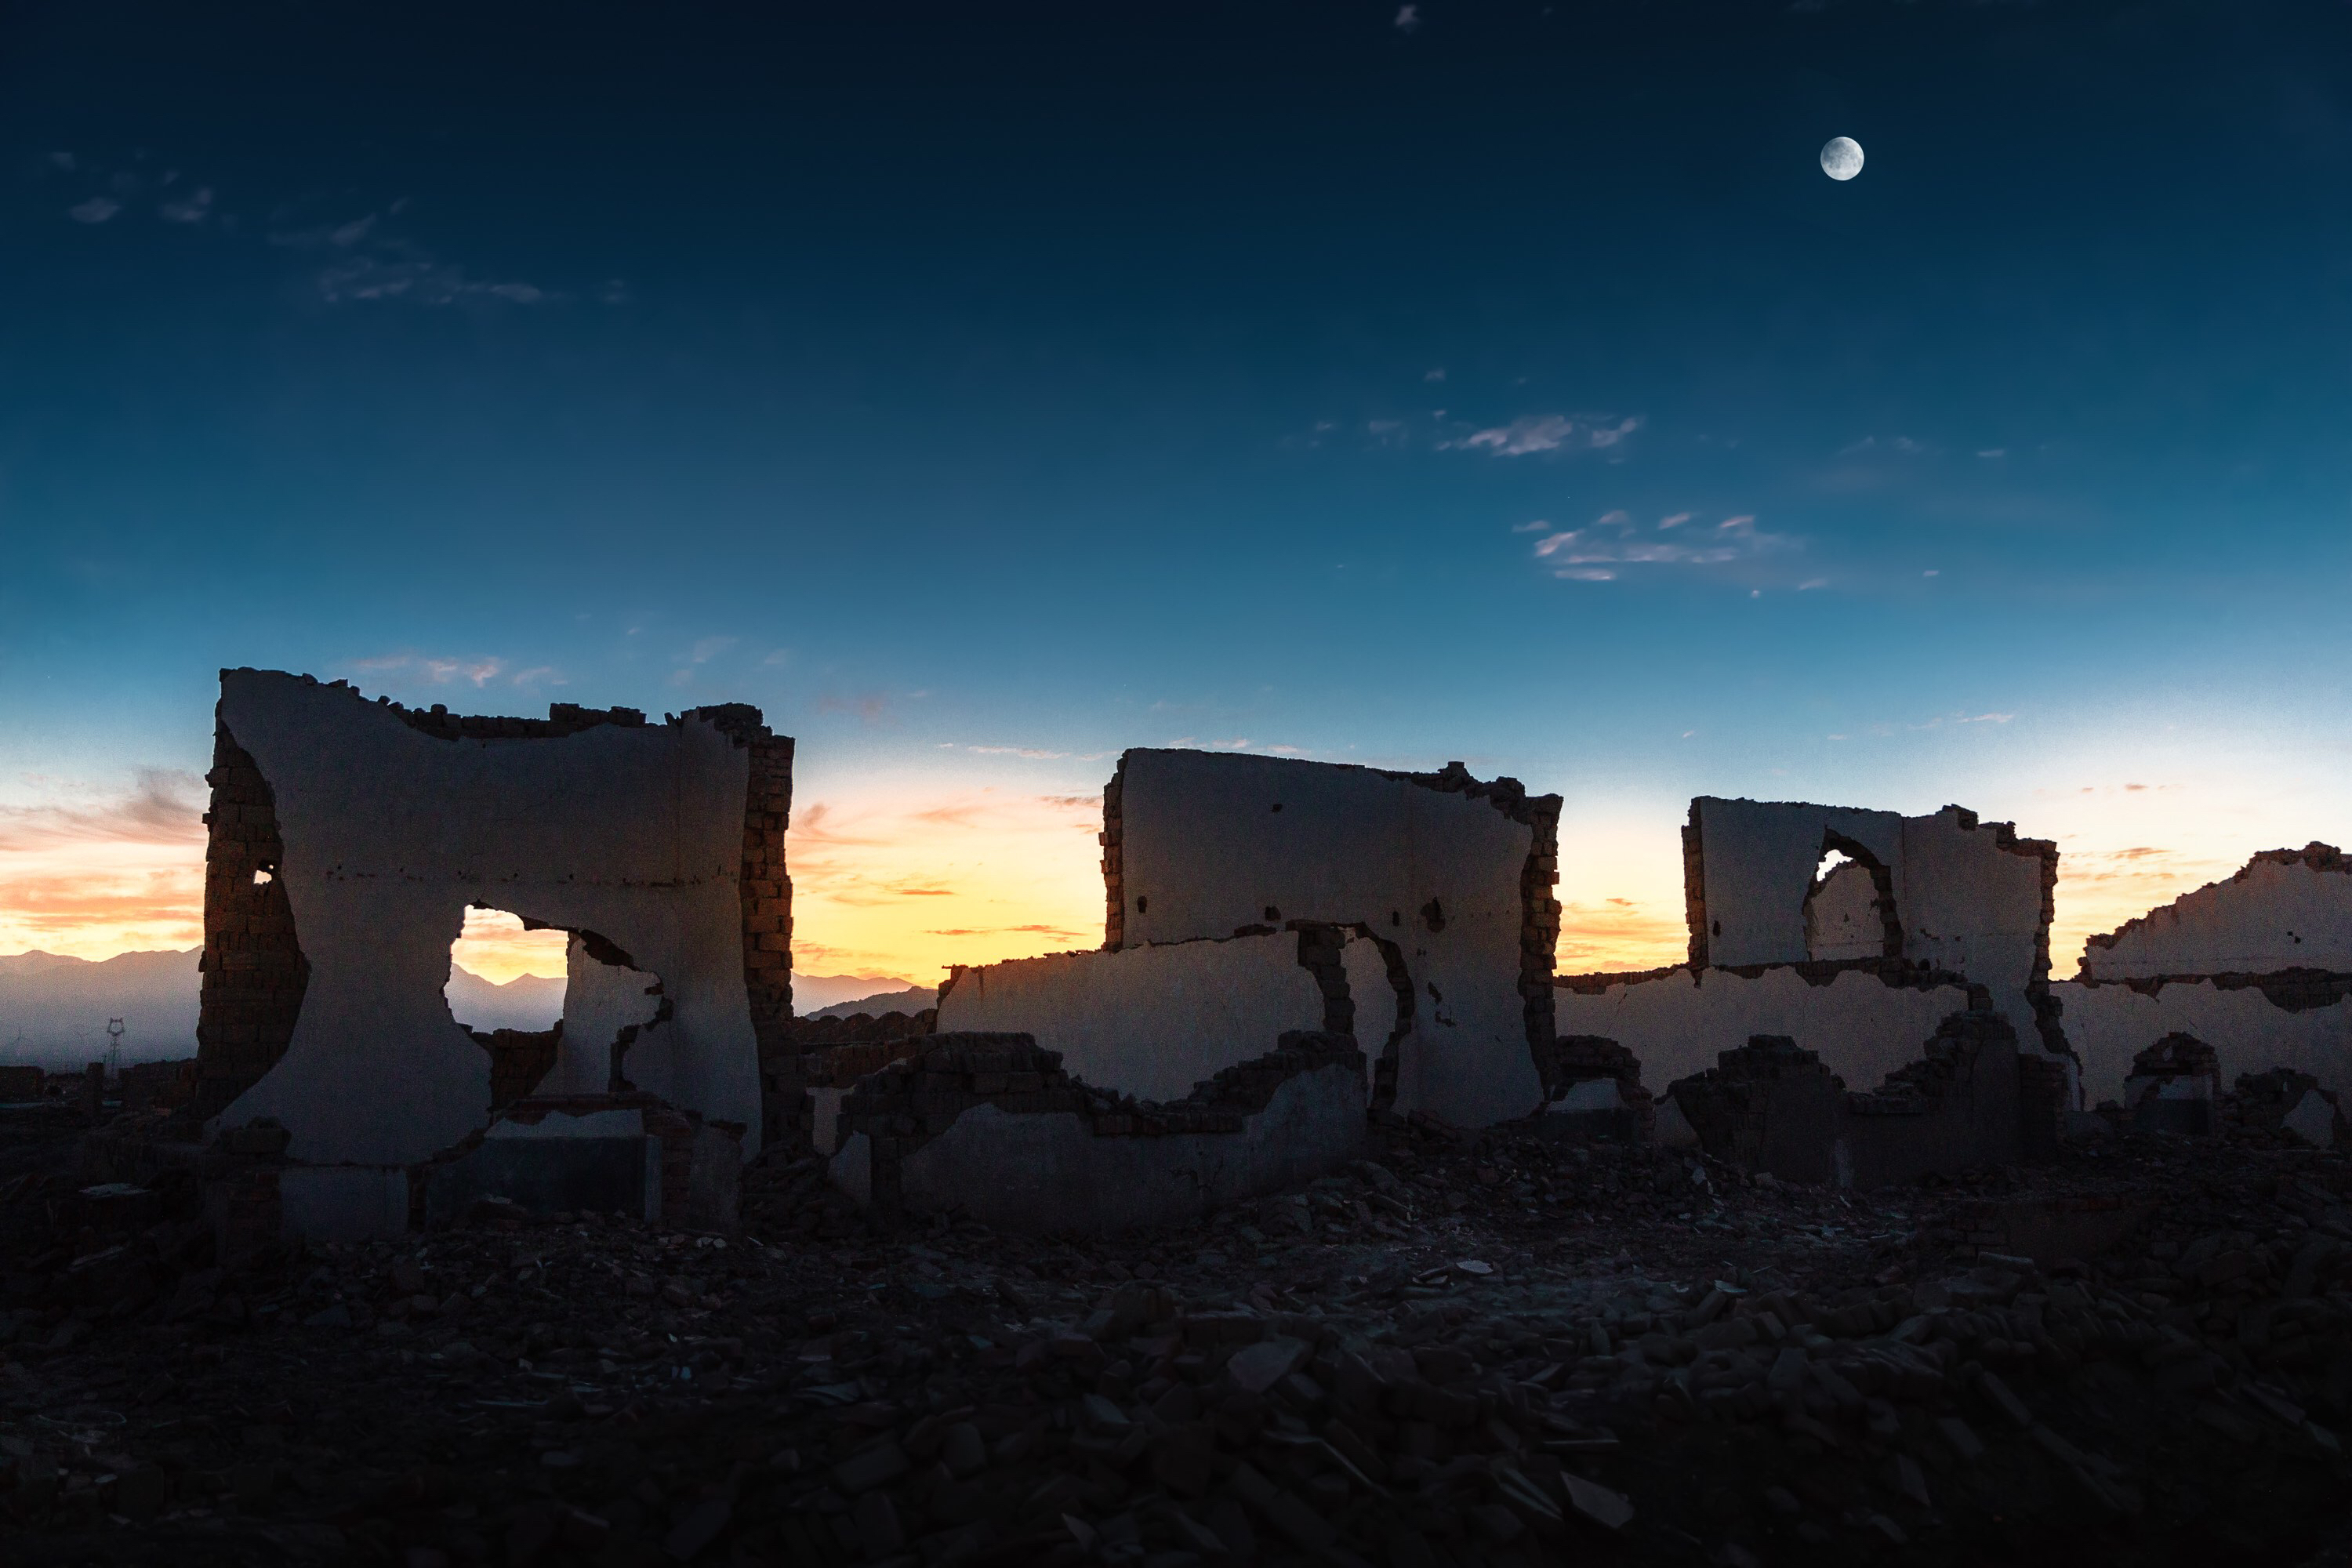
[
  {"left": 188, "top": 669, "right": 792, "bottom": 1239},
  {"left": 798, "top": 751, "right": 1560, "bottom": 1229},
  {"left": 159, "top": 673, "right": 2352, "bottom": 1241},
  {"left": 825, "top": 1030, "right": 1368, "bottom": 1232},
  {"left": 2054, "top": 844, "right": 2352, "bottom": 1118},
  {"left": 933, "top": 927, "right": 1393, "bottom": 1105},
  {"left": 1547, "top": 796, "right": 2071, "bottom": 1184},
  {"left": 1556, "top": 797, "right": 2066, "bottom": 1105},
  {"left": 1105, "top": 750, "right": 1561, "bottom": 1127}
]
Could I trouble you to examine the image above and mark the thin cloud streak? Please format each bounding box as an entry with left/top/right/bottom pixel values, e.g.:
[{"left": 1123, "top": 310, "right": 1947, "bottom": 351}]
[{"left": 1450, "top": 414, "right": 1642, "bottom": 456}]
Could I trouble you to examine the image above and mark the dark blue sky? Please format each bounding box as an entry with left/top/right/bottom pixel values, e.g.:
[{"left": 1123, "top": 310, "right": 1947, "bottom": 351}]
[{"left": 4, "top": 0, "right": 2350, "bottom": 977}]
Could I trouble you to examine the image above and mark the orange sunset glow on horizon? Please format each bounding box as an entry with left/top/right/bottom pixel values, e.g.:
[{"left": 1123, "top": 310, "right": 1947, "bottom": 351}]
[{"left": 0, "top": 757, "right": 2334, "bottom": 989}]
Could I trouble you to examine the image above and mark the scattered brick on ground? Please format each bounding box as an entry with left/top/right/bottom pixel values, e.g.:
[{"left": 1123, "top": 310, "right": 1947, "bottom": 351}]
[{"left": 2, "top": 1089, "right": 2350, "bottom": 1566}]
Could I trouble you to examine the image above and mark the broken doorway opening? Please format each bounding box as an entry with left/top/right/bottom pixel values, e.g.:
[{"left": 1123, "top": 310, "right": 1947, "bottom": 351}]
[
  {"left": 445, "top": 906, "right": 670, "bottom": 1108},
  {"left": 1802, "top": 834, "right": 1902, "bottom": 963},
  {"left": 446, "top": 908, "right": 568, "bottom": 1108}
]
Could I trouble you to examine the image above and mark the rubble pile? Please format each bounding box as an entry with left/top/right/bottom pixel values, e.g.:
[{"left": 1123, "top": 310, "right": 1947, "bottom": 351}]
[{"left": 1, "top": 1092, "right": 2349, "bottom": 1565}]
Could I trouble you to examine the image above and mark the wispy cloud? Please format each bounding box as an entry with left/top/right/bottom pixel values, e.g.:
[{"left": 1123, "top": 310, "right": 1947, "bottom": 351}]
[
  {"left": 925, "top": 924, "right": 1089, "bottom": 938},
  {"left": 1394, "top": 5, "right": 1421, "bottom": 31},
  {"left": 815, "top": 691, "right": 892, "bottom": 724},
  {"left": 275, "top": 207, "right": 569, "bottom": 307},
  {"left": 158, "top": 186, "right": 213, "bottom": 224},
  {"left": 1530, "top": 511, "right": 1796, "bottom": 582},
  {"left": 0, "top": 770, "right": 205, "bottom": 856},
  {"left": 68, "top": 196, "right": 120, "bottom": 224},
  {"left": 0, "top": 771, "right": 209, "bottom": 958},
  {"left": 967, "top": 746, "right": 1069, "bottom": 760},
  {"left": 350, "top": 653, "right": 510, "bottom": 688},
  {"left": 1450, "top": 414, "right": 1641, "bottom": 457},
  {"left": 317, "top": 256, "right": 548, "bottom": 306}
]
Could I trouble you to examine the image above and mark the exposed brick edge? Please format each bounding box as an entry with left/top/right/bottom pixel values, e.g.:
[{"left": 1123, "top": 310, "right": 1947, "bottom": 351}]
[
  {"left": 198, "top": 674, "right": 793, "bottom": 1131},
  {"left": 1555, "top": 956, "right": 1979, "bottom": 996},
  {"left": 2069, "top": 967, "right": 2352, "bottom": 1014},
  {"left": 1938, "top": 804, "right": 2063, "bottom": 995},
  {"left": 1375, "top": 762, "right": 1561, "bottom": 1094},
  {"left": 837, "top": 1030, "right": 1364, "bottom": 1219},
  {"left": 1846, "top": 1007, "right": 2015, "bottom": 1116},
  {"left": 1101, "top": 757, "right": 1126, "bottom": 951},
  {"left": 1547, "top": 1035, "right": 1658, "bottom": 1139},
  {"left": 192, "top": 719, "right": 311, "bottom": 1123},
  {"left": 682, "top": 705, "right": 796, "bottom": 1062},
  {"left": 1682, "top": 802, "right": 1708, "bottom": 971},
  {"left": 1104, "top": 750, "right": 1557, "bottom": 1102}
]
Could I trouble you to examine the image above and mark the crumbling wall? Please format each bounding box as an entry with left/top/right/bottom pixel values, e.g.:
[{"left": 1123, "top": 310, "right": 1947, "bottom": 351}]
[
  {"left": 827, "top": 1030, "right": 1366, "bottom": 1231},
  {"left": 934, "top": 928, "right": 1364, "bottom": 1104},
  {"left": 1668, "top": 1010, "right": 2023, "bottom": 1188},
  {"left": 1554, "top": 962, "right": 1980, "bottom": 1105},
  {"left": 1685, "top": 797, "right": 2056, "bottom": 1051},
  {"left": 1107, "top": 750, "right": 1559, "bottom": 1128},
  {"left": 2054, "top": 978, "right": 2352, "bottom": 1107},
  {"left": 539, "top": 936, "right": 666, "bottom": 1097},
  {"left": 1687, "top": 798, "right": 1904, "bottom": 967},
  {"left": 1573, "top": 793, "right": 2062, "bottom": 1163},
  {"left": 2060, "top": 844, "right": 2352, "bottom": 1109},
  {"left": 2082, "top": 844, "right": 2352, "bottom": 981},
  {"left": 193, "top": 728, "right": 310, "bottom": 1120},
  {"left": 195, "top": 670, "right": 789, "bottom": 1168}
]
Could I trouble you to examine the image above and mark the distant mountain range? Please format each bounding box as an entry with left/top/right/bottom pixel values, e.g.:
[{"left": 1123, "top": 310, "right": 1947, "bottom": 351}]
[
  {"left": 0, "top": 949, "right": 202, "bottom": 1069},
  {"left": 790, "top": 972, "right": 926, "bottom": 1011},
  {"left": 808, "top": 985, "right": 937, "bottom": 1019},
  {"left": 445, "top": 969, "right": 566, "bottom": 1033},
  {"left": 0, "top": 950, "right": 932, "bottom": 1068}
]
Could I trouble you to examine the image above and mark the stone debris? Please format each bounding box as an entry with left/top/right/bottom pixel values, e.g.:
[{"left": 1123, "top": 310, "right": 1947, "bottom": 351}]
[{"left": 2, "top": 1092, "right": 2351, "bottom": 1566}]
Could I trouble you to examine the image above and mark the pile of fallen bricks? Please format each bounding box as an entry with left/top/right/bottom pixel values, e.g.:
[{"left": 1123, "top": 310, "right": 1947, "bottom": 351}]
[{"left": 1, "top": 1081, "right": 2350, "bottom": 1564}]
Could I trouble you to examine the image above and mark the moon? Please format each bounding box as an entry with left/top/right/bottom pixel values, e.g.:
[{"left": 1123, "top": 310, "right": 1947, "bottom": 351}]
[{"left": 1820, "top": 136, "right": 1864, "bottom": 181}]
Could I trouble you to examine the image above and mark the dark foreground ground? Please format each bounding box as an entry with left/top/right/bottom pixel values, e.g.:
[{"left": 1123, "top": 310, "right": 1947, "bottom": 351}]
[{"left": 2, "top": 1104, "right": 2349, "bottom": 1567}]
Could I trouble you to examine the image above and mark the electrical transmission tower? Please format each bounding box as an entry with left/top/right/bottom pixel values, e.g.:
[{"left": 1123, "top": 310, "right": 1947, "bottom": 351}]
[{"left": 107, "top": 1018, "right": 125, "bottom": 1077}]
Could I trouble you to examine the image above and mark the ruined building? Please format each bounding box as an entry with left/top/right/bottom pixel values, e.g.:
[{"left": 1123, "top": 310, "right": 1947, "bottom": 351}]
[
  {"left": 2054, "top": 843, "right": 2352, "bottom": 1124},
  {"left": 823, "top": 750, "right": 1564, "bottom": 1229},
  {"left": 1555, "top": 797, "right": 2071, "bottom": 1183},
  {"left": 189, "top": 669, "right": 791, "bottom": 1239},
  {"left": 163, "top": 672, "right": 2352, "bottom": 1240}
]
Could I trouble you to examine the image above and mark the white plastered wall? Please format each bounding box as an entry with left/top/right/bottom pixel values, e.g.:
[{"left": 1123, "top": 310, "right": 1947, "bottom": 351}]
[
  {"left": 214, "top": 671, "right": 761, "bottom": 1164},
  {"left": 539, "top": 936, "right": 666, "bottom": 1097},
  {"left": 1116, "top": 750, "right": 1543, "bottom": 1127},
  {"left": 2053, "top": 978, "right": 2352, "bottom": 1107},
  {"left": 1555, "top": 966, "right": 1979, "bottom": 1099},
  {"left": 1697, "top": 799, "right": 1903, "bottom": 967},
  {"left": 1694, "top": 797, "right": 2050, "bottom": 1053},
  {"left": 1805, "top": 861, "right": 1885, "bottom": 961},
  {"left": 1898, "top": 807, "right": 2048, "bottom": 1047},
  {"left": 2081, "top": 856, "right": 2352, "bottom": 980},
  {"left": 935, "top": 934, "right": 1328, "bottom": 1102}
]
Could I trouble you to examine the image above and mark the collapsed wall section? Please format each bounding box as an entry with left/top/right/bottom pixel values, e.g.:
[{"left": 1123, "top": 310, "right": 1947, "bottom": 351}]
[
  {"left": 193, "top": 728, "right": 311, "bottom": 1121},
  {"left": 827, "top": 1031, "right": 1367, "bottom": 1232},
  {"left": 933, "top": 927, "right": 1373, "bottom": 1104},
  {"left": 1554, "top": 962, "right": 1980, "bottom": 1109},
  {"left": 1668, "top": 1011, "right": 2025, "bottom": 1189},
  {"left": 1573, "top": 793, "right": 2064, "bottom": 1160},
  {"left": 1686, "top": 797, "right": 2057, "bottom": 1052},
  {"left": 2082, "top": 844, "right": 2352, "bottom": 982},
  {"left": 2059, "top": 844, "right": 2352, "bottom": 1107},
  {"left": 191, "top": 670, "right": 791, "bottom": 1234},
  {"left": 1106, "top": 750, "right": 1559, "bottom": 1128},
  {"left": 2058, "top": 979, "right": 2352, "bottom": 1109}
]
